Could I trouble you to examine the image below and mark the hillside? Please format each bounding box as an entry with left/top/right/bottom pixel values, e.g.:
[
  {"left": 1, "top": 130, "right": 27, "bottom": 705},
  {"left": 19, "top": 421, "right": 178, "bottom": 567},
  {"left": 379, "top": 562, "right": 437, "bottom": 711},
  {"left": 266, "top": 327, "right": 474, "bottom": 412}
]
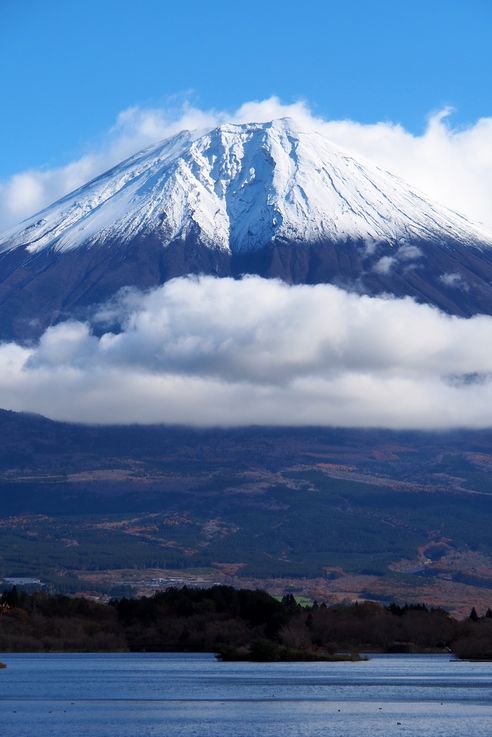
[{"left": 1, "top": 410, "right": 492, "bottom": 614}]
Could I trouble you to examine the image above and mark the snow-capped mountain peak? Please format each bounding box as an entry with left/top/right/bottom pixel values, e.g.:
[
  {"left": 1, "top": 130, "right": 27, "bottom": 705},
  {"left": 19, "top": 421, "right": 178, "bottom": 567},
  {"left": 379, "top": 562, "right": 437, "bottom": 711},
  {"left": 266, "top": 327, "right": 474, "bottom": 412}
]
[{"left": 2, "top": 118, "right": 492, "bottom": 256}]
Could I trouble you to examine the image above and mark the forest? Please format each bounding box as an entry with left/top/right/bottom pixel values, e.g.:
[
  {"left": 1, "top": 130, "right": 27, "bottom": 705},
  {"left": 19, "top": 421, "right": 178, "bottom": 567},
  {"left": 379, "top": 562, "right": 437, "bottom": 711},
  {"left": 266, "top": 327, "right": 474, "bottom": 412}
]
[{"left": 1, "top": 586, "right": 492, "bottom": 661}]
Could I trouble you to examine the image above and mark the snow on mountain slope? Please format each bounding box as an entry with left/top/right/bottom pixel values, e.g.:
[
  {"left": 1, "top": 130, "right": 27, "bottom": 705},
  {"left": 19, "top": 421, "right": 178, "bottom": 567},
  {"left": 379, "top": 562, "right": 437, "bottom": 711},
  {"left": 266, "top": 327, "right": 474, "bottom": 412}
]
[{"left": 2, "top": 118, "right": 492, "bottom": 256}]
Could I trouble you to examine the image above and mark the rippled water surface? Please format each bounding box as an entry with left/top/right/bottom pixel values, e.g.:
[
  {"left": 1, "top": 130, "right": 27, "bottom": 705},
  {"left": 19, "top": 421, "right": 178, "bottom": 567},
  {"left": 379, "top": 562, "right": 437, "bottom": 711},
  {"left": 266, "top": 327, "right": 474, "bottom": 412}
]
[{"left": 1, "top": 653, "right": 492, "bottom": 736}]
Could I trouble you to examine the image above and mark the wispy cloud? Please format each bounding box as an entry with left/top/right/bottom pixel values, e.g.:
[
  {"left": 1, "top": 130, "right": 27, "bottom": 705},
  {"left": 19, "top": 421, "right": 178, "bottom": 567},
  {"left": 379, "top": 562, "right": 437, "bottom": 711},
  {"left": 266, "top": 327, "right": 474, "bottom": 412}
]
[
  {"left": 1, "top": 276, "right": 492, "bottom": 428},
  {"left": 1, "top": 97, "right": 492, "bottom": 232}
]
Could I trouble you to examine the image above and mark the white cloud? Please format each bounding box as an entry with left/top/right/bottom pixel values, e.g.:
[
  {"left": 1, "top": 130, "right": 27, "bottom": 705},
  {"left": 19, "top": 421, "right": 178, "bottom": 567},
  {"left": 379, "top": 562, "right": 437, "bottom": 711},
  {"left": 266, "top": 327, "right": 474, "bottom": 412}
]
[
  {"left": 398, "top": 245, "right": 422, "bottom": 261},
  {"left": 1, "top": 276, "right": 492, "bottom": 428},
  {"left": 439, "top": 272, "right": 469, "bottom": 291},
  {"left": 373, "top": 256, "right": 396, "bottom": 275},
  {"left": 1, "top": 97, "right": 492, "bottom": 233}
]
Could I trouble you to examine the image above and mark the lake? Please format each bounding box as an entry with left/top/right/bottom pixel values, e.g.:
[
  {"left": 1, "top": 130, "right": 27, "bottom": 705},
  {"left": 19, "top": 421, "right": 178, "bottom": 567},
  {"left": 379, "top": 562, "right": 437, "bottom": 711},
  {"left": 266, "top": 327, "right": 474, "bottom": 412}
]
[{"left": 1, "top": 653, "right": 491, "bottom": 736}]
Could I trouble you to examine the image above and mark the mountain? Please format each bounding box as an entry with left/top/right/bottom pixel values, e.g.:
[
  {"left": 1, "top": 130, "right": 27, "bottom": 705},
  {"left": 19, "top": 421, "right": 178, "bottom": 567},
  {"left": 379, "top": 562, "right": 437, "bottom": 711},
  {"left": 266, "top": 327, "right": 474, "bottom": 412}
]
[
  {"left": 2, "top": 118, "right": 492, "bottom": 339},
  {"left": 2, "top": 407, "right": 492, "bottom": 613}
]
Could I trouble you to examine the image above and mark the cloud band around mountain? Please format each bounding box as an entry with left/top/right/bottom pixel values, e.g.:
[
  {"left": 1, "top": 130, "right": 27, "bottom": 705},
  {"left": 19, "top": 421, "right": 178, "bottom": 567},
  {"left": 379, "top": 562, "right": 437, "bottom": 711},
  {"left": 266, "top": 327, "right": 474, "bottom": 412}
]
[{"left": 0, "top": 275, "right": 492, "bottom": 428}]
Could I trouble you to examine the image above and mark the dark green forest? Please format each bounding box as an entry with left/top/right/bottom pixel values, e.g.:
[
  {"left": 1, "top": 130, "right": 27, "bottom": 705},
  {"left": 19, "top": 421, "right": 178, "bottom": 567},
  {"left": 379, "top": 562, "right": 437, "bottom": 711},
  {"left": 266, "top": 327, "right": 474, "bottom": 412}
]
[{"left": 1, "top": 586, "right": 492, "bottom": 661}]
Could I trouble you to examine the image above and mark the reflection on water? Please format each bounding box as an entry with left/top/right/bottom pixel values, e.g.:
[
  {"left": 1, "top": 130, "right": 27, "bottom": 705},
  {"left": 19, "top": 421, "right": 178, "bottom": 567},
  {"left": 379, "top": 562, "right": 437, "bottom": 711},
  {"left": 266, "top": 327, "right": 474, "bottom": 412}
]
[{"left": 1, "top": 653, "right": 491, "bottom": 737}]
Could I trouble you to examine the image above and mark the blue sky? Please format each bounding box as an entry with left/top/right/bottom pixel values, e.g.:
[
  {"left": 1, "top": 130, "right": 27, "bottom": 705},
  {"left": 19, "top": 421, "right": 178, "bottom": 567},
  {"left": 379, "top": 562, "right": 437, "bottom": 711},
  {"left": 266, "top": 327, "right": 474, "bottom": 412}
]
[{"left": 1, "top": 0, "right": 491, "bottom": 179}]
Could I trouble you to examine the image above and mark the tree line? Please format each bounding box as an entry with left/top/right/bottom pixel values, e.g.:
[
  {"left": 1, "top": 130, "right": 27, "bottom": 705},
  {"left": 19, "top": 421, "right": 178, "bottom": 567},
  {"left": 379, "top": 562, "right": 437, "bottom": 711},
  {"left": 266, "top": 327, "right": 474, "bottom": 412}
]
[{"left": 1, "top": 586, "right": 491, "bottom": 660}]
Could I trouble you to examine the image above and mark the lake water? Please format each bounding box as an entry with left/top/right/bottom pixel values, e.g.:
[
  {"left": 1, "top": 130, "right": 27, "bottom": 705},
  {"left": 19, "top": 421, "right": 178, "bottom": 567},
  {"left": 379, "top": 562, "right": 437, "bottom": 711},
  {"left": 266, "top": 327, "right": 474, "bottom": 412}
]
[{"left": 1, "top": 653, "right": 492, "bottom": 736}]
